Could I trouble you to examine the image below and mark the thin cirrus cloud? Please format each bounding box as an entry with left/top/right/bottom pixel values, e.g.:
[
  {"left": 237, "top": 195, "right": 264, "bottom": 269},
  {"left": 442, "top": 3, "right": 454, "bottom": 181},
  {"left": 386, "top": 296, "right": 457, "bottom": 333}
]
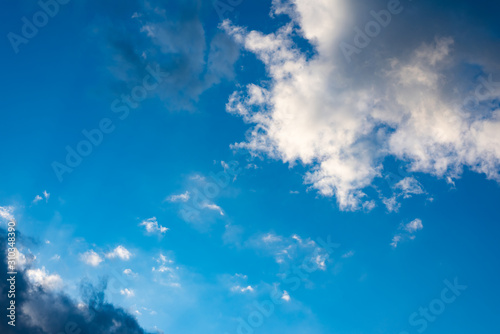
[{"left": 222, "top": 0, "right": 500, "bottom": 211}]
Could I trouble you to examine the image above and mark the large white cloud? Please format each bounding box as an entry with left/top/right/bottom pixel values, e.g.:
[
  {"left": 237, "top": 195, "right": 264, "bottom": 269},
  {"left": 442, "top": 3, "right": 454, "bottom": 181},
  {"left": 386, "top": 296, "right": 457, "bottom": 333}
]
[{"left": 222, "top": 0, "right": 500, "bottom": 210}]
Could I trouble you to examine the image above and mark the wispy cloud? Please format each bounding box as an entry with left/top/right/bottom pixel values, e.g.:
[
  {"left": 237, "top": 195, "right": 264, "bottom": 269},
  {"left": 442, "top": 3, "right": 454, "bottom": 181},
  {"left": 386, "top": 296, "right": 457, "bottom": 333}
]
[
  {"left": 201, "top": 202, "right": 224, "bottom": 216},
  {"left": 342, "top": 250, "right": 355, "bottom": 258},
  {"left": 165, "top": 191, "right": 190, "bottom": 202},
  {"left": 32, "top": 190, "right": 50, "bottom": 204},
  {"left": 392, "top": 219, "right": 424, "bottom": 248},
  {"left": 32, "top": 195, "right": 43, "bottom": 204}
]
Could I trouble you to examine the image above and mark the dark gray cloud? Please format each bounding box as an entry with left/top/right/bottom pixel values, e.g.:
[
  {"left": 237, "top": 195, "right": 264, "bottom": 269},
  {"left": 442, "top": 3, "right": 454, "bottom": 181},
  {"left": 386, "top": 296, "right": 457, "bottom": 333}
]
[
  {"left": 0, "top": 228, "right": 153, "bottom": 334},
  {"left": 87, "top": 0, "right": 240, "bottom": 110}
]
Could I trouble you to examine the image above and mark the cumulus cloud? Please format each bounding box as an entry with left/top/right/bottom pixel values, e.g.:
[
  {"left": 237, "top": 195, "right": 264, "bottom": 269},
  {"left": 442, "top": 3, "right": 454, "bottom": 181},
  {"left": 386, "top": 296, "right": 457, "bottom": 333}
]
[
  {"left": 140, "top": 217, "right": 168, "bottom": 235},
  {"left": 222, "top": 0, "right": 500, "bottom": 210},
  {"left": 80, "top": 250, "right": 104, "bottom": 267},
  {"left": 120, "top": 288, "right": 135, "bottom": 298},
  {"left": 123, "top": 268, "right": 138, "bottom": 277},
  {"left": 404, "top": 218, "right": 424, "bottom": 233},
  {"left": 106, "top": 246, "right": 133, "bottom": 261},
  {"left": 26, "top": 267, "right": 63, "bottom": 291},
  {"left": 281, "top": 290, "right": 291, "bottom": 302}
]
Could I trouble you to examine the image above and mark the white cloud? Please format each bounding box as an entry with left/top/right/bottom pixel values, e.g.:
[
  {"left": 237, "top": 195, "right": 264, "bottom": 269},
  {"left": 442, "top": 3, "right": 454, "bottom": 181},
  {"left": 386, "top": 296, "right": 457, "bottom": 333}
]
[
  {"left": 281, "top": 290, "right": 291, "bottom": 302},
  {"left": 165, "top": 191, "right": 190, "bottom": 202},
  {"left": 80, "top": 250, "right": 103, "bottom": 266},
  {"left": 51, "top": 254, "right": 61, "bottom": 261},
  {"left": 106, "top": 246, "right": 132, "bottom": 261},
  {"left": 152, "top": 253, "right": 174, "bottom": 273},
  {"left": 382, "top": 196, "right": 401, "bottom": 213},
  {"left": 222, "top": 0, "right": 500, "bottom": 211},
  {"left": 342, "top": 251, "right": 355, "bottom": 258},
  {"left": 262, "top": 233, "right": 282, "bottom": 243},
  {"left": 231, "top": 285, "right": 254, "bottom": 293},
  {"left": 152, "top": 253, "right": 181, "bottom": 287},
  {"left": 120, "top": 288, "right": 135, "bottom": 297},
  {"left": 32, "top": 191, "right": 50, "bottom": 204},
  {"left": 140, "top": 217, "right": 169, "bottom": 235},
  {"left": 223, "top": 273, "right": 256, "bottom": 294},
  {"left": 123, "top": 268, "right": 137, "bottom": 276},
  {"left": 0, "top": 206, "right": 14, "bottom": 221},
  {"left": 392, "top": 219, "right": 423, "bottom": 248},
  {"left": 248, "top": 232, "right": 333, "bottom": 270},
  {"left": 26, "top": 267, "right": 62, "bottom": 290},
  {"left": 390, "top": 235, "right": 402, "bottom": 248},
  {"left": 201, "top": 202, "right": 224, "bottom": 216},
  {"left": 362, "top": 200, "right": 376, "bottom": 212},
  {"left": 404, "top": 218, "right": 424, "bottom": 233},
  {"left": 395, "top": 177, "right": 425, "bottom": 198},
  {"left": 32, "top": 195, "right": 43, "bottom": 204},
  {"left": 16, "top": 248, "right": 36, "bottom": 269}
]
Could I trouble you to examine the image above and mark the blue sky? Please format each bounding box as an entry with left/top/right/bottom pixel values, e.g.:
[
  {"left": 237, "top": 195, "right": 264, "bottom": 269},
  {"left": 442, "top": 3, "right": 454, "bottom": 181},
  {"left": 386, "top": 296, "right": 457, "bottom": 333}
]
[{"left": 1, "top": 0, "right": 500, "bottom": 333}]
